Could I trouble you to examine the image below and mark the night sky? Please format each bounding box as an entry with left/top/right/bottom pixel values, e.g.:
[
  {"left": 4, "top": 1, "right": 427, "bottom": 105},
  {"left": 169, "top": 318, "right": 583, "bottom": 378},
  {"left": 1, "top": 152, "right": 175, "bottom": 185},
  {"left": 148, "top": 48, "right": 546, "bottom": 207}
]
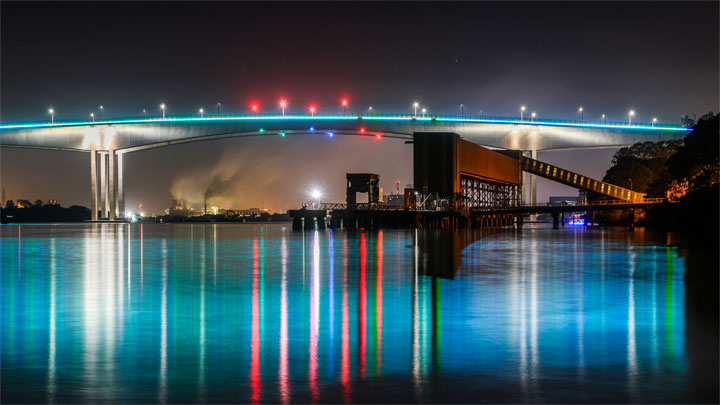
[{"left": 1, "top": 1, "right": 718, "bottom": 213}]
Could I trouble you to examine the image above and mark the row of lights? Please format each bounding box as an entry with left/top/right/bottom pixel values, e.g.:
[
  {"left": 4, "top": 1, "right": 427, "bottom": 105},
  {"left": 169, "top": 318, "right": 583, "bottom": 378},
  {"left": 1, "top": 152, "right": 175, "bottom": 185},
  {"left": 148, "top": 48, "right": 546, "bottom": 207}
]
[
  {"left": 46, "top": 101, "right": 659, "bottom": 127},
  {"left": 520, "top": 105, "right": 658, "bottom": 126}
]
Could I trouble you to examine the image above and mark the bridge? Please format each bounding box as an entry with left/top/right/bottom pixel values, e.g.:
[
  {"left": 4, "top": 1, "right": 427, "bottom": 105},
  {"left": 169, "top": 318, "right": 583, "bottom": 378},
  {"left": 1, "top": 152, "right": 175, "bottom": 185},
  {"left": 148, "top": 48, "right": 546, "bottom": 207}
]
[{"left": 0, "top": 113, "right": 688, "bottom": 220}]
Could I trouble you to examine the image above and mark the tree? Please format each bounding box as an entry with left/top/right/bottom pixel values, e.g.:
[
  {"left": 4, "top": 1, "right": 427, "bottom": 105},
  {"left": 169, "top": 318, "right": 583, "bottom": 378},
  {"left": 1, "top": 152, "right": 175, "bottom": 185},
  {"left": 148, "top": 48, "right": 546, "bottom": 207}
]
[
  {"left": 603, "top": 140, "right": 683, "bottom": 197},
  {"left": 666, "top": 113, "right": 719, "bottom": 195}
]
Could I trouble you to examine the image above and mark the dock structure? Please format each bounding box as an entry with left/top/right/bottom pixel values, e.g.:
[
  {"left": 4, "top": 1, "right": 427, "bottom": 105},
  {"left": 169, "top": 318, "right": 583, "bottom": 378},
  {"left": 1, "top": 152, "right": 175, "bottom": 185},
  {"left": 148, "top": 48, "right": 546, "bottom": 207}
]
[{"left": 288, "top": 132, "right": 659, "bottom": 231}]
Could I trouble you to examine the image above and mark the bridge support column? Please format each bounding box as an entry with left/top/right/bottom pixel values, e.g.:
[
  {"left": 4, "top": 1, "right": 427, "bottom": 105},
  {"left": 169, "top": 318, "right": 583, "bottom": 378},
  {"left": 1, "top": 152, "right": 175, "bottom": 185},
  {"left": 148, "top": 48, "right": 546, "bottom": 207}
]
[
  {"left": 116, "top": 153, "right": 124, "bottom": 219},
  {"left": 552, "top": 211, "right": 559, "bottom": 229},
  {"left": 108, "top": 149, "right": 116, "bottom": 221},
  {"left": 90, "top": 147, "right": 98, "bottom": 221},
  {"left": 99, "top": 152, "right": 107, "bottom": 218}
]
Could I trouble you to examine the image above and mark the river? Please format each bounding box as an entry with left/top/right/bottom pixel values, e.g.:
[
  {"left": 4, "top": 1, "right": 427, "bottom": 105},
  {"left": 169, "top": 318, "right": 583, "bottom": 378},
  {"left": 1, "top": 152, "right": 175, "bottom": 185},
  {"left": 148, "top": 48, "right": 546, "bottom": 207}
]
[{"left": 1, "top": 224, "right": 717, "bottom": 403}]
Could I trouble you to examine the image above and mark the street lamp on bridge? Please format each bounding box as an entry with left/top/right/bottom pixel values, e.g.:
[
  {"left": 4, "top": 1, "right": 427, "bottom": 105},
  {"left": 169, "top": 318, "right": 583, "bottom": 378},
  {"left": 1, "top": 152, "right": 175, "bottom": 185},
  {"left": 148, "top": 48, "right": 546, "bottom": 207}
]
[
  {"left": 602, "top": 114, "right": 606, "bottom": 123},
  {"left": 99, "top": 105, "right": 103, "bottom": 120},
  {"left": 460, "top": 103, "right": 465, "bottom": 116},
  {"left": 160, "top": 103, "right": 166, "bottom": 119},
  {"left": 578, "top": 106, "right": 584, "bottom": 121},
  {"left": 48, "top": 108, "right": 54, "bottom": 123},
  {"left": 280, "top": 100, "right": 287, "bottom": 116},
  {"left": 413, "top": 102, "right": 419, "bottom": 117},
  {"left": 90, "top": 112, "right": 95, "bottom": 122},
  {"left": 652, "top": 117, "right": 657, "bottom": 127},
  {"left": 628, "top": 110, "right": 635, "bottom": 125},
  {"left": 341, "top": 99, "right": 348, "bottom": 114},
  {"left": 520, "top": 105, "right": 526, "bottom": 120},
  {"left": 199, "top": 108, "right": 204, "bottom": 118},
  {"left": 422, "top": 108, "right": 427, "bottom": 118},
  {"left": 309, "top": 106, "right": 316, "bottom": 117},
  {"left": 531, "top": 112, "right": 536, "bottom": 122}
]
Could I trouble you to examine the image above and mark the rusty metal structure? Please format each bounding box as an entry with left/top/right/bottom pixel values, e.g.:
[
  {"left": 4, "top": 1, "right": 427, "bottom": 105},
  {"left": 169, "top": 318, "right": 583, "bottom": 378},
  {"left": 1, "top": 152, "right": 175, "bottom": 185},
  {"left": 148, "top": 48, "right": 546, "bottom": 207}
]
[
  {"left": 414, "top": 132, "right": 645, "bottom": 209},
  {"left": 346, "top": 173, "right": 380, "bottom": 209}
]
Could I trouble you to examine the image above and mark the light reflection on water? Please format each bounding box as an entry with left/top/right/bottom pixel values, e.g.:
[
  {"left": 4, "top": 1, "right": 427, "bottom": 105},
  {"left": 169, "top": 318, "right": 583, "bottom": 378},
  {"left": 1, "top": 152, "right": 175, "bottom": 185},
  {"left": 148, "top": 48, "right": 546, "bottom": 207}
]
[{"left": 0, "top": 223, "right": 709, "bottom": 403}]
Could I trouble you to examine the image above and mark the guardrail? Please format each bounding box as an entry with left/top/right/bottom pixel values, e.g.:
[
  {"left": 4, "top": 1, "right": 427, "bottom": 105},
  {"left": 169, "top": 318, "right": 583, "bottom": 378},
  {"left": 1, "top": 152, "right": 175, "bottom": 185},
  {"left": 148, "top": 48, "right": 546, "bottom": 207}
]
[{"left": 308, "top": 202, "right": 407, "bottom": 211}]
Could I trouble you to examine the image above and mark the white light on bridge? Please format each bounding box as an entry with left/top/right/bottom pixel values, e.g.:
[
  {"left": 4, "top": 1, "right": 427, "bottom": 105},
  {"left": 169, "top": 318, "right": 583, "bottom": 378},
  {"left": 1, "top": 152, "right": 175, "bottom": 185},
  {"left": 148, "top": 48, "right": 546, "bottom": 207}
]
[
  {"left": 520, "top": 105, "right": 526, "bottom": 120},
  {"left": 160, "top": 104, "right": 166, "bottom": 119},
  {"left": 628, "top": 110, "right": 635, "bottom": 125},
  {"left": 199, "top": 108, "right": 204, "bottom": 118},
  {"left": 48, "top": 108, "right": 54, "bottom": 123},
  {"left": 413, "top": 102, "right": 419, "bottom": 117}
]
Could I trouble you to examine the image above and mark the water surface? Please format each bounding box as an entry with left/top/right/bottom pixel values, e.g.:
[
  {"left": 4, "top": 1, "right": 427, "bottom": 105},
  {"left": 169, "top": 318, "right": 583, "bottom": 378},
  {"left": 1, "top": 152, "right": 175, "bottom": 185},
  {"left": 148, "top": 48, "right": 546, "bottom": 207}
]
[{"left": 1, "top": 224, "right": 717, "bottom": 403}]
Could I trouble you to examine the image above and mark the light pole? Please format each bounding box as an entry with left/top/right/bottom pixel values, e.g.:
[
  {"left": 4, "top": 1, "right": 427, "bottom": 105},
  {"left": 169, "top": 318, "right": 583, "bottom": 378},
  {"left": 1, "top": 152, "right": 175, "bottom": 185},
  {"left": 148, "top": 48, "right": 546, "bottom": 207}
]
[
  {"left": 99, "top": 105, "right": 103, "bottom": 120},
  {"left": 460, "top": 103, "right": 465, "bottom": 116},
  {"left": 421, "top": 108, "right": 426, "bottom": 118},
  {"left": 142, "top": 108, "right": 147, "bottom": 115},
  {"left": 520, "top": 105, "right": 526, "bottom": 120},
  {"left": 251, "top": 104, "right": 258, "bottom": 114},
  {"left": 628, "top": 110, "right": 635, "bottom": 125},
  {"left": 341, "top": 99, "right": 348, "bottom": 114},
  {"left": 49, "top": 108, "right": 54, "bottom": 123},
  {"left": 652, "top": 117, "right": 657, "bottom": 127},
  {"left": 91, "top": 112, "right": 95, "bottom": 122},
  {"left": 310, "top": 106, "right": 315, "bottom": 117},
  {"left": 280, "top": 100, "right": 287, "bottom": 117},
  {"left": 531, "top": 112, "right": 536, "bottom": 122},
  {"left": 160, "top": 103, "right": 166, "bottom": 119},
  {"left": 199, "top": 108, "right": 204, "bottom": 118},
  {"left": 578, "top": 107, "right": 584, "bottom": 121},
  {"left": 368, "top": 106, "right": 373, "bottom": 115},
  {"left": 413, "top": 102, "right": 419, "bottom": 117},
  {"left": 216, "top": 102, "right": 221, "bottom": 115},
  {"left": 602, "top": 114, "right": 606, "bottom": 123}
]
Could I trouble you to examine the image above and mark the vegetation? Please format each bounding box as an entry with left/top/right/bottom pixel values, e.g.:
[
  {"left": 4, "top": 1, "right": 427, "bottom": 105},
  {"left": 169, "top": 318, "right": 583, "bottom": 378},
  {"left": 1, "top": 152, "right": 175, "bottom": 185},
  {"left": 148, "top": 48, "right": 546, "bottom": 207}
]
[
  {"left": 602, "top": 113, "right": 718, "bottom": 236},
  {"left": 0, "top": 203, "right": 90, "bottom": 223}
]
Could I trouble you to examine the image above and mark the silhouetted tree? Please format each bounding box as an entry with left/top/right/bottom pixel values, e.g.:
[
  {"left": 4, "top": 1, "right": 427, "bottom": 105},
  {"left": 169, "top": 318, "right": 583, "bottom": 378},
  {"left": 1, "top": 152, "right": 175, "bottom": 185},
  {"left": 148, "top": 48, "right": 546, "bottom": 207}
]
[{"left": 603, "top": 140, "right": 683, "bottom": 197}]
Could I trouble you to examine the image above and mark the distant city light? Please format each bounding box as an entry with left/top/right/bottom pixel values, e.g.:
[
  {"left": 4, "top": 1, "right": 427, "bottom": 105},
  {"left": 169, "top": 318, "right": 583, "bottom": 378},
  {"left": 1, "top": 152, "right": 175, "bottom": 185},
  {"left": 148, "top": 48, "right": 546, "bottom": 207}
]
[
  {"left": 328, "top": 132, "right": 334, "bottom": 137},
  {"left": 309, "top": 126, "right": 315, "bottom": 131}
]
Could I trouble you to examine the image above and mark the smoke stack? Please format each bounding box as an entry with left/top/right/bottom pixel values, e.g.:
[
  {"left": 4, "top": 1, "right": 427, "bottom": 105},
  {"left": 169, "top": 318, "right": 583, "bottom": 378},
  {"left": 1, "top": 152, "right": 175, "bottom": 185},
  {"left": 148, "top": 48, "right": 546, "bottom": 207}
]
[{"left": 204, "top": 200, "right": 207, "bottom": 215}]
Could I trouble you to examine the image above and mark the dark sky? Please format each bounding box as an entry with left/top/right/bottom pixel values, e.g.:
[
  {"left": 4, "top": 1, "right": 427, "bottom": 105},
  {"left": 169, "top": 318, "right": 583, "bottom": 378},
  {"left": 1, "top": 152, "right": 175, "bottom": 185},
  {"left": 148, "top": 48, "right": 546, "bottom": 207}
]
[{"left": 1, "top": 1, "right": 718, "bottom": 213}]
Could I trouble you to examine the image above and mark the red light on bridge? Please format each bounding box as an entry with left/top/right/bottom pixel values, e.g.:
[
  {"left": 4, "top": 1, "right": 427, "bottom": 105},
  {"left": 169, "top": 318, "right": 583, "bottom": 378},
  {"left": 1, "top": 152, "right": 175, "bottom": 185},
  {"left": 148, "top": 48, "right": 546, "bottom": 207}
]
[
  {"left": 279, "top": 100, "right": 287, "bottom": 107},
  {"left": 309, "top": 106, "right": 316, "bottom": 113},
  {"left": 376, "top": 134, "right": 381, "bottom": 139},
  {"left": 359, "top": 127, "right": 365, "bottom": 133},
  {"left": 341, "top": 99, "right": 348, "bottom": 106},
  {"left": 251, "top": 103, "right": 259, "bottom": 112}
]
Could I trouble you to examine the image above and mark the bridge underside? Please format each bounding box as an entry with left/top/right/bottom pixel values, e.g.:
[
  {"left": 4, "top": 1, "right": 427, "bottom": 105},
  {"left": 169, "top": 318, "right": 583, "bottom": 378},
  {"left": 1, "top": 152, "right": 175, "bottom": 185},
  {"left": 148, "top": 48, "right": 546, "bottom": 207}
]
[{"left": 1, "top": 118, "right": 676, "bottom": 218}]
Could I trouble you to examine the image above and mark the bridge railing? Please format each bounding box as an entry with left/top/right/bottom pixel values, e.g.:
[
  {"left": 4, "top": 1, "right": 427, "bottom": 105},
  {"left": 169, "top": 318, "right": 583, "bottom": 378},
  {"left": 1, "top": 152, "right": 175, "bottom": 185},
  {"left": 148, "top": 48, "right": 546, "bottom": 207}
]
[{"left": 1, "top": 112, "right": 686, "bottom": 130}]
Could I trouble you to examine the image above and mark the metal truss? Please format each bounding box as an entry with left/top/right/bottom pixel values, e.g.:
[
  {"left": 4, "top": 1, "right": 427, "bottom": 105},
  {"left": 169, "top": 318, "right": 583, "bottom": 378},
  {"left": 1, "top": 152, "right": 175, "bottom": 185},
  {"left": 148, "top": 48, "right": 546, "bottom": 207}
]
[{"left": 460, "top": 175, "right": 520, "bottom": 208}]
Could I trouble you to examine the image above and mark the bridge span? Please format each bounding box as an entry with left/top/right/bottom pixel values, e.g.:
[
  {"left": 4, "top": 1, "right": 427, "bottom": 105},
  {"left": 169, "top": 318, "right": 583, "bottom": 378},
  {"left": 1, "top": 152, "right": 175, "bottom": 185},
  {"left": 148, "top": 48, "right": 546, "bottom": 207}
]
[{"left": 0, "top": 114, "right": 688, "bottom": 220}]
